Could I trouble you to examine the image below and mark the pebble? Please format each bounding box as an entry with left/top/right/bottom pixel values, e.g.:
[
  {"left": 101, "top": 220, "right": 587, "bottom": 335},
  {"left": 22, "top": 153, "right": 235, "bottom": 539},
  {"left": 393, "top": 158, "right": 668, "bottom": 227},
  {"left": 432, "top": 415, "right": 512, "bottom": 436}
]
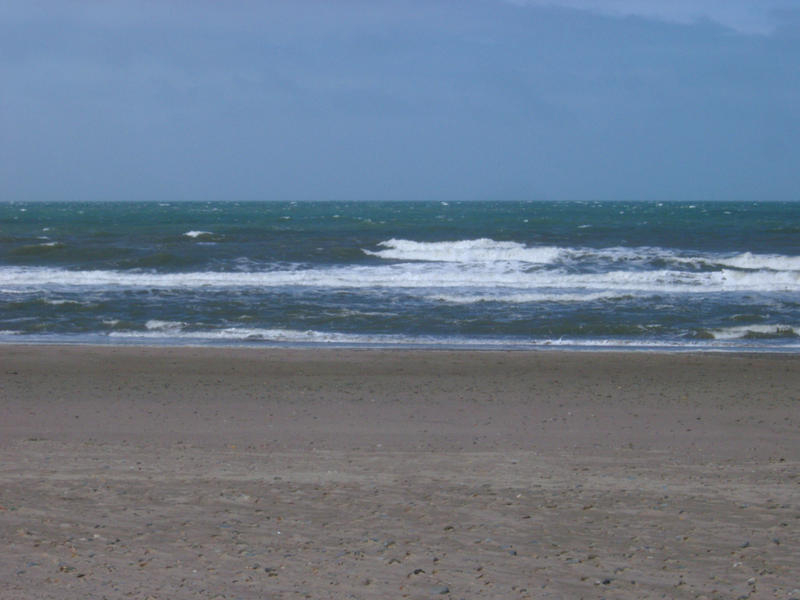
[{"left": 432, "top": 585, "right": 450, "bottom": 594}]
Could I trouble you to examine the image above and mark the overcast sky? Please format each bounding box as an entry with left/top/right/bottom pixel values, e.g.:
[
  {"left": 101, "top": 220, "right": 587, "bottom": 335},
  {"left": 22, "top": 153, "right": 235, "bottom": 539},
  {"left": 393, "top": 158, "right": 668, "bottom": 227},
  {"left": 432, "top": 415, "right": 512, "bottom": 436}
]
[{"left": 1, "top": 1, "right": 798, "bottom": 202}]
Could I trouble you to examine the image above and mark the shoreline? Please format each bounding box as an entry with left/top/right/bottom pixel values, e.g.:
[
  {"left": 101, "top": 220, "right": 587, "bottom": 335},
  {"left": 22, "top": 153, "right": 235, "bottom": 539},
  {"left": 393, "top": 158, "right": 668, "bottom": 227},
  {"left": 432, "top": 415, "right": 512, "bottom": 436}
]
[
  {"left": 2, "top": 345, "right": 799, "bottom": 598},
  {"left": 2, "top": 339, "right": 800, "bottom": 354}
]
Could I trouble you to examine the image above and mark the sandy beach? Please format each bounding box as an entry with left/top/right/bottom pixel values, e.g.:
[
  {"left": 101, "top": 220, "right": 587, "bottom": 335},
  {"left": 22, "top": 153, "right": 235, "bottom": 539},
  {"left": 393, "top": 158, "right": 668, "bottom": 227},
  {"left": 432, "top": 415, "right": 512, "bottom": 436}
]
[{"left": 1, "top": 346, "right": 798, "bottom": 599}]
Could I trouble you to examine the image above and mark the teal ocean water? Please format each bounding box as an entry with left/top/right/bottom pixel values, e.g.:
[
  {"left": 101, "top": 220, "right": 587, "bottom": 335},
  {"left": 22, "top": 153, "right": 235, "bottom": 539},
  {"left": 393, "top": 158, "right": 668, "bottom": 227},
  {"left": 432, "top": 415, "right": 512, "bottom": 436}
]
[{"left": 1, "top": 201, "right": 799, "bottom": 351}]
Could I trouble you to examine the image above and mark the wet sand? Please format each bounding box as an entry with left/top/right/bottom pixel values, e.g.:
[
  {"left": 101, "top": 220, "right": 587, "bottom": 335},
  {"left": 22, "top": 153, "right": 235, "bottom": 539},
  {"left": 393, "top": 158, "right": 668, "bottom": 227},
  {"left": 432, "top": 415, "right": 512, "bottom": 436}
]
[{"left": 1, "top": 345, "right": 799, "bottom": 599}]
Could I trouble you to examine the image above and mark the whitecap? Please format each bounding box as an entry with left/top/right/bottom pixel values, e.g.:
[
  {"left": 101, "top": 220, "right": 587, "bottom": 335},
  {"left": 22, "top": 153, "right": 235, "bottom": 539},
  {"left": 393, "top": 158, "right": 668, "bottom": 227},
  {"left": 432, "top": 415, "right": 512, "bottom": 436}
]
[
  {"left": 1, "top": 263, "right": 798, "bottom": 294},
  {"left": 427, "top": 291, "right": 629, "bottom": 304},
  {"left": 709, "top": 324, "right": 797, "bottom": 340},
  {"left": 363, "top": 238, "right": 562, "bottom": 263},
  {"left": 715, "top": 252, "right": 800, "bottom": 272},
  {"left": 43, "top": 298, "right": 81, "bottom": 305},
  {"left": 145, "top": 320, "right": 186, "bottom": 332}
]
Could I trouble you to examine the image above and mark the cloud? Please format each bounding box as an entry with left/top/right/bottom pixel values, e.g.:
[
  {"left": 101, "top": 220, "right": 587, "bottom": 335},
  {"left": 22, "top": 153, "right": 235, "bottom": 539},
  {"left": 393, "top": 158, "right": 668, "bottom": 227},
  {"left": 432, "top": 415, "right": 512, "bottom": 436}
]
[{"left": 506, "top": 0, "right": 794, "bottom": 34}]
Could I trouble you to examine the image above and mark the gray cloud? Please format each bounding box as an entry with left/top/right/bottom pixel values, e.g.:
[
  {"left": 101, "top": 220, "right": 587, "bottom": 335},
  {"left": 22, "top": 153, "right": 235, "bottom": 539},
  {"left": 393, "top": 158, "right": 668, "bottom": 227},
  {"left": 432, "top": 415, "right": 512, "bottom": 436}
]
[{"left": 1, "top": 1, "right": 798, "bottom": 202}]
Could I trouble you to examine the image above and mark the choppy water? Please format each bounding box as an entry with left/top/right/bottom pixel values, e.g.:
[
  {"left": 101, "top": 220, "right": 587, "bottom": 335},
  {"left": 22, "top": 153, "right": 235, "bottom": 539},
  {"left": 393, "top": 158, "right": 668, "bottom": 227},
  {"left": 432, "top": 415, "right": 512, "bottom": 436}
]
[{"left": 1, "top": 201, "right": 799, "bottom": 350}]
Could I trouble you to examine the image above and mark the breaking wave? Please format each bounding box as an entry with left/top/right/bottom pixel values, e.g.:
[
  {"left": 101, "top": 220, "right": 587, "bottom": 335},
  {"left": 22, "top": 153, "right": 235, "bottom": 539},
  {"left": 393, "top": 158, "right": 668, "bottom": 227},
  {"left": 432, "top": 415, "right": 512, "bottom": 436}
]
[
  {"left": 364, "top": 238, "right": 563, "bottom": 263},
  {"left": 364, "top": 238, "right": 800, "bottom": 271},
  {"left": 0, "top": 262, "right": 797, "bottom": 295},
  {"left": 706, "top": 324, "right": 798, "bottom": 340}
]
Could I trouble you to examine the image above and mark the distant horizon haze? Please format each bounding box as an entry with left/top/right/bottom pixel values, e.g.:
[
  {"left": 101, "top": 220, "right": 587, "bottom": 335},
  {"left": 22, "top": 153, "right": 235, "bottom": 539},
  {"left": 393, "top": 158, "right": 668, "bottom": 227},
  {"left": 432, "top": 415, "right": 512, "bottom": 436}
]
[{"left": 1, "top": 1, "right": 798, "bottom": 203}]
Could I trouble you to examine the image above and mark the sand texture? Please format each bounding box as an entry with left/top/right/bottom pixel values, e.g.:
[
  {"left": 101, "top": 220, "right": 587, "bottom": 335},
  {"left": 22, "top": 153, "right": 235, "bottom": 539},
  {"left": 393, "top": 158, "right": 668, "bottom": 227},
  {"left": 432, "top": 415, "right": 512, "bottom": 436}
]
[{"left": 1, "top": 346, "right": 799, "bottom": 599}]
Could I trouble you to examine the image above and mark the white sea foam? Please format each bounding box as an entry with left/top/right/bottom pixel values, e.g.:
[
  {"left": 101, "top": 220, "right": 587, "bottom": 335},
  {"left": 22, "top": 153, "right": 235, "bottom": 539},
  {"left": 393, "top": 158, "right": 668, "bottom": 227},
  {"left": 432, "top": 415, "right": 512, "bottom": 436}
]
[
  {"left": 101, "top": 327, "right": 800, "bottom": 350},
  {"left": 42, "top": 298, "right": 82, "bottom": 306},
  {"left": 103, "top": 327, "right": 616, "bottom": 346},
  {"left": 714, "top": 252, "right": 800, "bottom": 271},
  {"left": 363, "top": 238, "right": 563, "bottom": 263},
  {"left": 109, "top": 327, "right": 413, "bottom": 345},
  {"left": 709, "top": 324, "right": 798, "bottom": 340},
  {"left": 427, "top": 291, "right": 629, "bottom": 304},
  {"left": 0, "top": 263, "right": 798, "bottom": 294},
  {"left": 145, "top": 320, "right": 186, "bottom": 332},
  {"left": 184, "top": 230, "right": 213, "bottom": 238},
  {"left": 366, "top": 239, "right": 800, "bottom": 274}
]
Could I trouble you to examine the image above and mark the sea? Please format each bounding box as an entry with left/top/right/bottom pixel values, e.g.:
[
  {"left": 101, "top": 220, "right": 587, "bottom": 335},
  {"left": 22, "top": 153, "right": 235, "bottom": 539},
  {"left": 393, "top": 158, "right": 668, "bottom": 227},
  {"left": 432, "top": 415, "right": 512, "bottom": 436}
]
[{"left": 1, "top": 201, "right": 798, "bottom": 352}]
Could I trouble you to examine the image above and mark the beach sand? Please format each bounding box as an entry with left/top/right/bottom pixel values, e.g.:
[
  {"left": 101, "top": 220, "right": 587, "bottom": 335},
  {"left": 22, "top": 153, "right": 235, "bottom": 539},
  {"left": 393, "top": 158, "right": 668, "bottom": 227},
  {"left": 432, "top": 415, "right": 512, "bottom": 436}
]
[{"left": 1, "top": 346, "right": 798, "bottom": 599}]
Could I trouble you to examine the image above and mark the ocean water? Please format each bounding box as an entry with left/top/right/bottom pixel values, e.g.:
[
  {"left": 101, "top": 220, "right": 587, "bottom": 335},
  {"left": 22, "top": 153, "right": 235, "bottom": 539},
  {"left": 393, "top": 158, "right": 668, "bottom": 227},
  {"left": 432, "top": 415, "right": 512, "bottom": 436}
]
[{"left": 1, "top": 200, "right": 799, "bottom": 351}]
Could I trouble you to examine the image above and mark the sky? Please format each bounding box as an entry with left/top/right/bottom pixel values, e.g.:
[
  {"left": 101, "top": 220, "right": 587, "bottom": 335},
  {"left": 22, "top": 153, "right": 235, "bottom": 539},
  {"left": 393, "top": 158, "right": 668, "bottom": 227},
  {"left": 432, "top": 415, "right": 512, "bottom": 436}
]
[{"left": 1, "top": 1, "right": 798, "bottom": 202}]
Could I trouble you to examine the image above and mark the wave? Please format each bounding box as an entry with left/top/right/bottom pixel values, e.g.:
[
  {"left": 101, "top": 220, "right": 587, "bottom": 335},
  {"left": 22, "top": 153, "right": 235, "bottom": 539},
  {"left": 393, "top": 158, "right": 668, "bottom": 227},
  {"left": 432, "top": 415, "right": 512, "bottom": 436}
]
[
  {"left": 109, "top": 327, "right": 418, "bottom": 345},
  {"left": 0, "top": 264, "right": 797, "bottom": 294},
  {"left": 363, "top": 239, "right": 800, "bottom": 273},
  {"left": 427, "top": 291, "right": 632, "bottom": 304},
  {"left": 9, "top": 242, "right": 66, "bottom": 256},
  {"left": 712, "top": 252, "right": 800, "bottom": 271},
  {"left": 706, "top": 324, "right": 798, "bottom": 340},
  {"left": 36, "top": 326, "right": 794, "bottom": 350},
  {"left": 145, "top": 319, "right": 187, "bottom": 332},
  {"left": 363, "top": 238, "right": 563, "bottom": 263},
  {"left": 42, "top": 298, "right": 84, "bottom": 306},
  {"left": 183, "top": 230, "right": 224, "bottom": 243}
]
